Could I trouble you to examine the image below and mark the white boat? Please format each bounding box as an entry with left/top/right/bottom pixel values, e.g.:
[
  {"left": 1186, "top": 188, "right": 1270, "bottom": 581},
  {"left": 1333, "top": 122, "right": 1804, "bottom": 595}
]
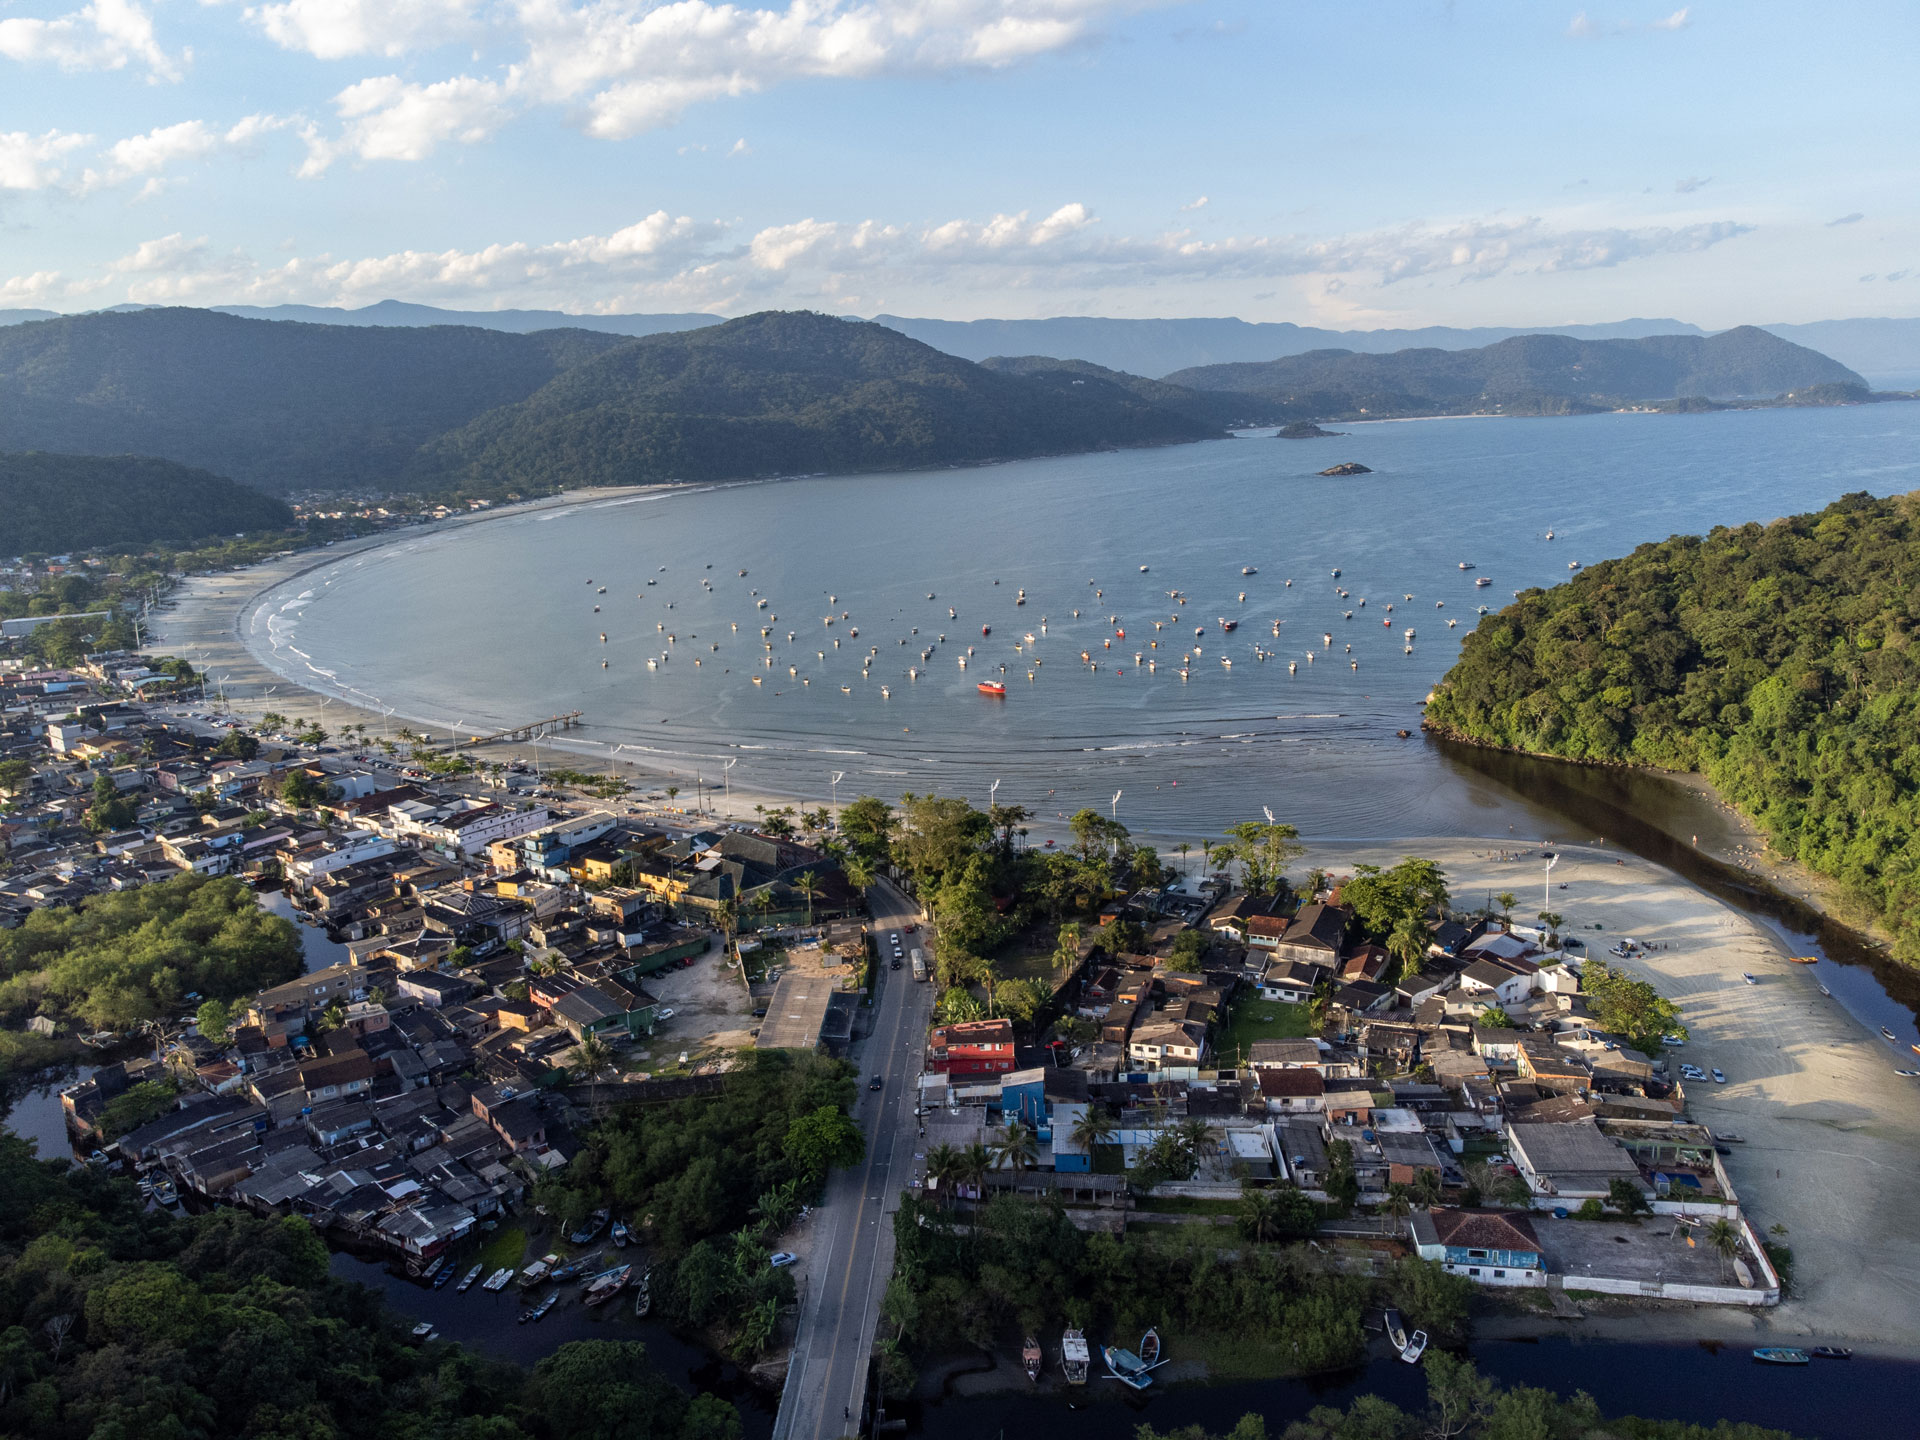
[
  {"left": 456, "top": 1263, "right": 484, "bottom": 1292},
  {"left": 1062, "top": 1328, "right": 1090, "bottom": 1385},
  {"left": 1400, "top": 1330, "right": 1428, "bottom": 1364},
  {"left": 482, "top": 1267, "right": 514, "bottom": 1291},
  {"left": 583, "top": 1264, "right": 632, "bottom": 1307},
  {"left": 1384, "top": 1307, "right": 1408, "bottom": 1352}
]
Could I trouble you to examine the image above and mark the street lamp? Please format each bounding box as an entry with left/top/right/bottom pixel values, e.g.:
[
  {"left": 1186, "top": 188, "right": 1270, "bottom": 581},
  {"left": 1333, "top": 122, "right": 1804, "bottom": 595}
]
[
  {"left": 724, "top": 757, "right": 737, "bottom": 818},
  {"left": 1544, "top": 852, "right": 1559, "bottom": 913},
  {"left": 829, "top": 769, "right": 843, "bottom": 819}
]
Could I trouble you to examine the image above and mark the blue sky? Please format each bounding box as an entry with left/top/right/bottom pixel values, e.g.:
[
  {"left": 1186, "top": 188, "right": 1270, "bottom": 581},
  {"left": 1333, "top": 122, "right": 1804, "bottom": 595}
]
[{"left": 1, "top": 1, "right": 1915, "bottom": 327}]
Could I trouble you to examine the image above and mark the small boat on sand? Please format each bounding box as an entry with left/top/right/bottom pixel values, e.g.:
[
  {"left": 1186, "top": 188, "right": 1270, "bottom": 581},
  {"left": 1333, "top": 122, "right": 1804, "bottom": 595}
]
[
  {"left": 1883, "top": 1027, "right": 1899, "bottom": 1042},
  {"left": 1061, "top": 1329, "right": 1090, "bottom": 1385},
  {"left": 1023, "top": 1336, "right": 1043, "bottom": 1382},
  {"left": 611, "top": 1219, "right": 630, "bottom": 1247},
  {"left": 1788, "top": 955, "right": 1820, "bottom": 964},
  {"left": 1808, "top": 1346, "right": 1852, "bottom": 1359},
  {"left": 1752, "top": 1347, "right": 1810, "bottom": 1365}
]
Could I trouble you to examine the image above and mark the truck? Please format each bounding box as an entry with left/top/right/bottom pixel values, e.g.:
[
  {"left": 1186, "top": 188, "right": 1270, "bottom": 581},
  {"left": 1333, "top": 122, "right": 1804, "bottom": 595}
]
[{"left": 910, "top": 948, "right": 928, "bottom": 981}]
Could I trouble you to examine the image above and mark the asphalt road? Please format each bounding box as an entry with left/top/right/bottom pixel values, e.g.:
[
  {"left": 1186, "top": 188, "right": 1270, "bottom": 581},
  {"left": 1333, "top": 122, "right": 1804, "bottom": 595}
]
[{"left": 772, "top": 882, "right": 935, "bottom": 1440}]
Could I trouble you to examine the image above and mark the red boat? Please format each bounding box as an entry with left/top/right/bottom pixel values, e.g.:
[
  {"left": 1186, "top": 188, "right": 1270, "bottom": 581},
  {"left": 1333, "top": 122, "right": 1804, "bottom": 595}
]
[
  {"left": 982, "top": 624, "right": 991, "bottom": 636},
  {"left": 977, "top": 681, "right": 1007, "bottom": 696},
  {"left": 1219, "top": 618, "right": 1238, "bottom": 632}
]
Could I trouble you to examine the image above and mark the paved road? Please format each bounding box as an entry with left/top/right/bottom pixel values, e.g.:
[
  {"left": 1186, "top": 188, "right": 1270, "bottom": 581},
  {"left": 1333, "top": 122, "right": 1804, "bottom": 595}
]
[{"left": 773, "top": 882, "right": 935, "bottom": 1440}]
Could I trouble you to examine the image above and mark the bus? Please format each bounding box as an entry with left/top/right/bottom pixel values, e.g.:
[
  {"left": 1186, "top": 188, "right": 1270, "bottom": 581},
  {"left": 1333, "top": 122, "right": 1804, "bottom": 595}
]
[{"left": 910, "top": 948, "right": 928, "bottom": 981}]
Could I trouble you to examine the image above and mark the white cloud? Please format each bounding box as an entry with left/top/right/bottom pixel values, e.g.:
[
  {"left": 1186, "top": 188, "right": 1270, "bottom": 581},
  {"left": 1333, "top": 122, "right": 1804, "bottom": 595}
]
[
  {"left": 0, "top": 0, "right": 185, "bottom": 82},
  {"left": 1179, "top": 195, "right": 1207, "bottom": 212},
  {"left": 246, "top": 0, "right": 480, "bottom": 60},
  {"left": 1570, "top": 7, "right": 1690, "bottom": 40},
  {"left": 1673, "top": 174, "right": 1710, "bottom": 194},
  {"left": 27, "top": 203, "right": 1754, "bottom": 313},
  {"left": 302, "top": 74, "right": 513, "bottom": 172},
  {"left": 0, "top": 129, "right": 92, "bottom": 190},
  {"left": 1649, "top": 7, "right": 1689, "bottom": 30},
  {"left": 82, "top": 114, "right": 288, "bottom": 191}
]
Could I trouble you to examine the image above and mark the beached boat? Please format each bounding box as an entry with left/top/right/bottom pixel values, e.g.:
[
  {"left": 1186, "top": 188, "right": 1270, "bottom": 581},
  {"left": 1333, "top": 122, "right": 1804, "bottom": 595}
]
[
  {"left": 1400, "top": 1331, "right": 1428, "bottom": 1364},
  {"left": 482, "top": 1267, "right": 514, "bottom": 1291},
  {"left": 531, "top": 1293, "right": 559, "bottom": 1322},
  {"left": 1788, "top": 955, "right": 1820, "bottom": 964},
  {"left": 1808, "top": 1346, "right": 1852, "bottom": 1359},
  {"left": 1138, "top": 1328, "right": 1161, "bottom": 1367},
  {"left": 151, "top": 1177, "right": 179, "bottom": 1207},
  {"left": 1734, "top": 1258, "right": 1755, "bottom": 1289},
  {"left": 1061, "top": 1329, "right": 1090, "bottom": 1385},
  {"left": 977, "top": 681, "right": 1006, "bottom": 696},
  {"left": 1023, "top": 1337, "right": 1043, "bottom": 1382},
  {"left": 1883, "top": 1027, "right": 1898, "bottom": 1042},
  {"left": 519, "top": 1254, "right": 558, "bottom": 1288},
  {"left": 1818, "top": 984, "right": 1831, "bottom": 996},
  {"left": 1102, "top": 1346, "right": 1152, "bottom": 1390},
  {"left": 1752, "top": 1347, "right": 1810, "bottom": 1365},
  {"left": 611, "top": 1219, "right": 630, "bottom": 1247},
  {"left": 583, "top": 1264, "right": 632, "bottom": 1307},
  {"left": 633, "top": 1268, "right": 653, "bottom": 1318}
]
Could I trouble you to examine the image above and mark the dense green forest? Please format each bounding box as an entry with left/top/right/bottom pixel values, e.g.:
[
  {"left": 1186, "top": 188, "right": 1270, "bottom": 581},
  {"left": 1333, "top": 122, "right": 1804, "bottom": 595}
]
[
  {"left": 415, "top": 312, "right": 1220, "bottom": 488},
  {"left": 1425, "top": 489, "right": 1920, "bottom": 959},
  {"left": 0, "top": 1133, "right": 742, "bottom": 1440},
  {"left": 1167, "top": 327, "right": 1868, "bottom": 419},
  {"left": 979, "top": 354, "right": 1268, "bottom": 427},
  {"left": 0, "top": 874, "right": 302, "bottom": 1030},
  {"left": 0, "top": 309, "right": 628, "bottom": 492},
  {"left": 0, "top": 452, "right": 293, "bottom": 554}
]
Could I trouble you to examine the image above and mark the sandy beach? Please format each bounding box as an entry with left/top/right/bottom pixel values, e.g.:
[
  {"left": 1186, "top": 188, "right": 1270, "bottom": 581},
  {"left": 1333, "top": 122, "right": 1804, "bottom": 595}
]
[{"left": 1307, "top": 839, "right": 1920, "bottom": 1351}]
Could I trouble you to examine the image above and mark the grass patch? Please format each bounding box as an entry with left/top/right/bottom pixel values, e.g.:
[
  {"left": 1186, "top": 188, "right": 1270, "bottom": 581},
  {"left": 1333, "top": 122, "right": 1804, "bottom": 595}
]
[
  {"left": 1563, "top": 1289, "right": 1605, "bottom": 1300},
  {"left": 1165, "top": 1329, "right": 1306, "bottom": 1382},
  {"left": 1214, "top": 994, "right": 1314, "bottom": 1065},
  {"left": 475, "top": 1226, "right": 527, "bottom": 1275},
  {"left": 1133, "top": 1196, "right": 1241, "bottom": 1216}
]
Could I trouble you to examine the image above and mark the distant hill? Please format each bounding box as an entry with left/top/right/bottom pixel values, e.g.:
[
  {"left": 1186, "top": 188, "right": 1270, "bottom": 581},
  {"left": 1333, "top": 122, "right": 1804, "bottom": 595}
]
[
  {"left": 0, "top": 310, "right": 58, "bottom": 327},
  {"left": 0, "top": 309, "right": 630, "bottom": 492},
  {"left": 978, "top": 355, "right": 1261, "bottom": 427},
  {"left": 1758, "top": 317, "right": 1920, "bottom": 385},
  {"left": 0, "top": 452, "right": 293, "bottom": 554},
  {"left": 1165, "top": 327, "right": 1867, "bottom": 419},
  {"left": 873, "top": 314, "right": 1707, "bottom": 377},
  {"left": 416, "top": 311, "right": 1220, "bottom": 489}
]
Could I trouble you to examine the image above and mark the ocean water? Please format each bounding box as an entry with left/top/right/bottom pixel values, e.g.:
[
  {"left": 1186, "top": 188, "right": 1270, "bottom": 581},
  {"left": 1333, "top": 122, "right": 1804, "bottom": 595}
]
[{"left": 242, "top": 404, "right": 1920, "bottom": 841}]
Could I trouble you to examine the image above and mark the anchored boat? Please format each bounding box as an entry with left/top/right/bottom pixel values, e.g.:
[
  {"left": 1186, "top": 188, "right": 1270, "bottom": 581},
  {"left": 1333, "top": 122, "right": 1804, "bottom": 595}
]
[
  {"left": 977, "top": 681, "right": 1006, "bottom": 696},
  {"left": 1023, "top": 1337, "right": 1043, "bottom": 1383},
  {"left": 1752, "top": 1347, "right": 1811, "bottom": 1365},
  {"left": 1061, "top": 1329, "right": 1090, "bottom": 1385}
]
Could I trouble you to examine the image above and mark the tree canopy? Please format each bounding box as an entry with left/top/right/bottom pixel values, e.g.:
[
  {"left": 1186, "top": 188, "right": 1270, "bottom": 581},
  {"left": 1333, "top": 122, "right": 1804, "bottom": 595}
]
[{"left": 1426, "top": 490, "right": 1920, "bottom": 960}]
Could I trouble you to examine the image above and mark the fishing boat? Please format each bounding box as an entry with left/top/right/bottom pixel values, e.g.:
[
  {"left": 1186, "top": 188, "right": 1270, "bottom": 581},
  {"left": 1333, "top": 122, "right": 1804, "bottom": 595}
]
[
  {"left": 633, "top": 1267, "right": 653, "bottom": 1318},
  {"left": 482, "top": 1268, "right": 514, "bottom": 1291},
  {"left": 1023, "top": 1336, "right": 1043, "bottom": 1382},
  {"left": 1061, "top": 1329, "right": 1090, "bottom": 1385},
  {"left": 519, "top": 1255, "right": 558, "bottom": 1288},
  {"left": 433, "top": 1262, "right": 458, "bottom": 1288},
  {"left": 151, "top": 1177, "right": 179, "bottom": 1207},
  {"left": 1475, "top": 576, "right": 1491, "bottom": 587},
  {"left": 1383, "top": 1307, "right": 1409, "bottom": 1353},
  {"left": 531, "top": 1293, "right": 559, "bottom": 1322},
  {"left": 981, "top": 624, "right": 991, "bottom": 636},
  {"left": 1102, "top": 1345, "right": 1152, "bottom": 1390},
  {"left": 420, "top": 1256, "right": 446, "bottom": 1281},
  {"left": 1219, "top": 618, "right": 1238, "bottom": 632},
  {"left": 412, "top": 1322, "right": 435, "bottom": 1339},
  {"left": 1242, "top": 565, "right": 1257, "bottom": 575},
  {"left": 1400, "top": 1331, "right": 1428, "bottom": 1364},
  {"left": 977, "top": 681, "right": 1007, "bottom": 696},
  {"left": 583, "top": 1264, "right": 632, "bottom": 1307},
  {"left": 1883, "top": 1027, "right": 1898, "bottom": 1042},
  {"left": 1137, "top": 1328, "right": 1161, "bottom": 1367},
  {"left": 1752, "top": 1347, "right": 1811, "bottom": 1365},
  {"left": 1808, "top": 1346, "right": 1853, "bottom": 1359},
  {"left": 1458, "top": 561, "right": 1474, "bottom": 570}
]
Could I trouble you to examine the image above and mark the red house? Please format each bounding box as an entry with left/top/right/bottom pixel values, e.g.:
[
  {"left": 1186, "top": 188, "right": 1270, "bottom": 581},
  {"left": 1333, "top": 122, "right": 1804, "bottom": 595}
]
[{"left": 928, "top": 1019, "right": 1016, "bottom": 1076}]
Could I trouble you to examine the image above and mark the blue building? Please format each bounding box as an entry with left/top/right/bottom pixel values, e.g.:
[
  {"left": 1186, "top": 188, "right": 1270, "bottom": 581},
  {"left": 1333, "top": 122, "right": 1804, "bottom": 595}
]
[{"left": 1410, "top": 1208, "right": 1545, "bottom": 1287}]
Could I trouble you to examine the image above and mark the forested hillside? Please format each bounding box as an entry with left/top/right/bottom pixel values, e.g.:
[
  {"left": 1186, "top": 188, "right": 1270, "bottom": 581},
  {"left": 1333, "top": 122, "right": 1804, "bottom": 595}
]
[
  {"left": 1425, "top": 490, "right": 1920, "bottom": 958},
  {"left": 0, "top": 309, "right": 629, "bottom": 492},
  {"left": 979, "top": 353, "right": 1265, "bottom": 426},
  {"left": 0, "top": 452, "right": 293, "bottom": 553},
  {"left": 415, "top": 311, "right": 1220, "bottom": 487},
  {"left": 1168, "top": 326, "right": 1867, "bottom": 418}
]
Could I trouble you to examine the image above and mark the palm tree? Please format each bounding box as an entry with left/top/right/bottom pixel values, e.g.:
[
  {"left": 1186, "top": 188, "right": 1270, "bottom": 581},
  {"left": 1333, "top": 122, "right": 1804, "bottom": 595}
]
[
  {"left": 992, "top": 1121, "right": 1040, "bottom": 1173},
  {"left": 1383, "top": 1181, "right": 1413, "bottom": 1237},
  {"left": 753, "top": 1179, "right": 801, "bottom": 1231},
  {"left": 1495, "top": 892, "right": 1518, "bottom": 929},
  {"left": 1238, "top": 1189, "right": 1286, "bottom": 1243},
  {"left": 1703, "top": 1218, "right": 1740, "bottom": 1283},
  {"left": 1176, "top": 841, "right": 1191, "bottom": 876},
  {"left": 1410, "top": 1169, "right": 1443, "bottom": 1209},
  {"left": 1070, "top": 1106, "right": 1117, "bottom": 1154},
  {"left": 1200, "top": 838, "right": 1215, "bottom": 877},
  {"left": 924, "top": 1143, "right": 962, "bottom": 1208},
  {"left": 958, "top": 1141, "right": 993, "bottom": 1199},
  {"left": 793, "top": 869, "right": 821, "bottom": 927},
  {"left": 1176, "top": 1117, "right": 1217, "bottom": 1170},
  {"left": 573, "top": 1032, "right": 613, "bottom": 1111}
]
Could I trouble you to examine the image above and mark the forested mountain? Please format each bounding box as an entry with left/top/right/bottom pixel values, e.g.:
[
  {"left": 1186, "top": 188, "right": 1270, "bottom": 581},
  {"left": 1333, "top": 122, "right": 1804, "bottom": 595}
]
[
  {"left": 1167, "top": 326, "right": 1868, "bottom": 418},
  {"left": 0, "top": 452, "right": 293, "bottom": 553},
  {"left": 414, "top": 311, "right": 1220, "bottom": 488},
  {"left": 1425, "top": 490, "right": 1920, "bottom": 960},
  {"left": 979, "top": 354, "right": 1265, "bottom": 427},
  {"left": 0, "top": 309, "right": 629, "bottom": 492}
]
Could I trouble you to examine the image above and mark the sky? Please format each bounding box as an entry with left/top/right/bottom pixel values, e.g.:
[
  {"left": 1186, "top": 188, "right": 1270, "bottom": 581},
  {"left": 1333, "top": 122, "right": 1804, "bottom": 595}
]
[{"left": 1, "top": 0, "right": 1916, "bottom": 328}]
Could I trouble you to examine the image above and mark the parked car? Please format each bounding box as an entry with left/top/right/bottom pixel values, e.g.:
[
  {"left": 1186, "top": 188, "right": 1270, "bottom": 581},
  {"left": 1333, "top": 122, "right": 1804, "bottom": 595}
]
[
  {"left": 1662, "top": 1034, "right": 1686, "bottom": 1047},
  {"left": 769, "top": 1252, "right": 797, "bottom": 1268},
  {"left": 655, "top": 1007, "right": 676, "bottom": 1021},
  {"left": 1711, "top": 1069, "right": 1727, "bottom": 1084},
  {"left": 890, "top": 958, "right": 901, "bottom": 970}
]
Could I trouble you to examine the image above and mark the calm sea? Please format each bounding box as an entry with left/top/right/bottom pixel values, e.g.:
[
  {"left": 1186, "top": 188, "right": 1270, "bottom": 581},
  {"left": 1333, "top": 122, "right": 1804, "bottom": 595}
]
[{"left": 243, "top": 403, "right": 1920, "bottom": 841}]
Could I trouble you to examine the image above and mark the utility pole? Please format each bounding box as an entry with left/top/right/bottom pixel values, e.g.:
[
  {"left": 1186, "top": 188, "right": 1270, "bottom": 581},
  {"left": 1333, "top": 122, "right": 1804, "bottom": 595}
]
[{"left": 725, "top": 757, "right": 737, "bottom": 818}]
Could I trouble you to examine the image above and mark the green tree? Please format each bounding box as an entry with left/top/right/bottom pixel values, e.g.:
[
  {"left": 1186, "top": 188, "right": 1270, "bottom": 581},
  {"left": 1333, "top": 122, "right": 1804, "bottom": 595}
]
[
  {"left": 1583, "top": 959, "right": 1687, "bottom": 1053},
  {"left": 990, "top": 1120, "right": 1040, "bottom": 1173},
  {"left": 194, "top": 998, "right": 233, "bottom": 1039},
  {"left": 1495, "top": 891, "right": 1518, "bottom": 927},
  {"left": 97, "top": 1080, "right": 178, "bottom": 1138},
  {"left": 1608, "top": 1177, "right": 1651, "bottom": 1215},
  {"left": 782, "top": 1105, "right": 865, "bottom": 1177},
  {"left": 1069, "top": 1106, "right": 1117, "bottom": 1154},
  {"left": 1165, "top": 928, "right": 1208, "bottom": 972},
  {"left": 1324, "top": 1138, "right": 1361, "bottom": 1215},
  {"left": 1221, "top": 818, "right": 1305, "bottom": 893}
]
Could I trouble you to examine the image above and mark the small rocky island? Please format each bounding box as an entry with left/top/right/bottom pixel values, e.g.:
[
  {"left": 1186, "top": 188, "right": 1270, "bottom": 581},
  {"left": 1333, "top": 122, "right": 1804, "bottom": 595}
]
[
  {"left": 1277, "top": 421, "right": 1344, "bottom": 439},
  {"left": 1319, "top": 461, "right": 1372, "bottom": 476}
]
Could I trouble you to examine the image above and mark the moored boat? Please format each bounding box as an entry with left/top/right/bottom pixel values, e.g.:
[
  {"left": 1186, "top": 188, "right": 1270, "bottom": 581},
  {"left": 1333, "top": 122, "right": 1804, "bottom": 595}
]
[
  {"left": 482, "top": 1267, "right": 514, "bottom": 1291},
  {"left": 1400, "top": 1330, "right": 1428, "bottom": 1364},
  {"left": 1102, "top": 1346, "right": 1152, "bottom": 1390},
  {"left": 633, "top": 1267, "right": 653, "bottom": 1318},
  {"left": 1138, "top": 1328, "right": 1161, "bottom": 1367},
  {"left": 612, "top": 1219, "right": 630, "bottom": 1247},
  {"left": 1023, "top": 1336, "right": 1042, "bottom": 1382},
  {"left": 977, "top": 681, "right": 1006, "bottom": 696},
  {"left": 1808, "top": 1346, "right": 1852, "bottom": 1359},
  {"left": 1883, "top": 1027, "right": 1898, "bottom": 1042},
  {"left": 1383, "top": 1307, "right": 1408, "bottom": 1353},
  {"left": 1752, "top": 1347, "right": 1811, "bottom": 1365},
  {"left": 1061, "top": 1328, "right": 1090, "bottom": 1385},
  {"left": 583, "top": 1263, "right": 632, "bottom": 1307}
]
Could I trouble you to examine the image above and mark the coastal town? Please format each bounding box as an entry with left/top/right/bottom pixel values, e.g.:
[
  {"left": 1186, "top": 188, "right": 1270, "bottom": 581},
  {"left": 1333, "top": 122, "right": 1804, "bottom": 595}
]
[{"left": 1, "top": 634, "right": 1841, "bottom": 1423}]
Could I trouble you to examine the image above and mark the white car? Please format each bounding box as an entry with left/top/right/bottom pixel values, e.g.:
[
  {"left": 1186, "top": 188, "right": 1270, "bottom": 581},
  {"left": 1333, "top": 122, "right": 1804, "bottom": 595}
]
[{"left": 654, "top": 1007, "right": 676, "bottom": 1021}]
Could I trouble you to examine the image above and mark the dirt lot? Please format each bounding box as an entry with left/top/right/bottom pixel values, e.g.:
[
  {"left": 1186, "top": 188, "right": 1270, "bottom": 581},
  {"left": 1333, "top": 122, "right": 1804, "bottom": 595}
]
[{"left": 623, "top": 936, "right": 759, "bottom": 1065}]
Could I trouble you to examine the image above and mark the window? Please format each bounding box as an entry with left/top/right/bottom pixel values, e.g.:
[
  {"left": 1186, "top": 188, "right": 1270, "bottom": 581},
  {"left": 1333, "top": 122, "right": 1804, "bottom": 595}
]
[
  {"left": 1468, "top": 1249, "right": 1487, "bottom": 1259},
  {"left": 1468, "top": 1267, "right": 1481, "bottom": 1276},
  {"left": 1494, "top": 1270, "right": 1506, "bottom": 1278}
]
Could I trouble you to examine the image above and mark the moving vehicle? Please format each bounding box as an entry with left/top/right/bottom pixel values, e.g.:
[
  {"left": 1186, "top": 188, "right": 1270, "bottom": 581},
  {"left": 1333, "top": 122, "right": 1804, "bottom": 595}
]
[
  {"left": 869, "top": 1074, "right": 883, "bottom": 1090},
  {"left": 1742, "top": 973, "right": 1758, "bottom": 985},
  {"left": 890, "top": 957, "right": 901, "bottom": 970},
  {"left": 911, "top": 949, "right": 928, "bottom": 981}
]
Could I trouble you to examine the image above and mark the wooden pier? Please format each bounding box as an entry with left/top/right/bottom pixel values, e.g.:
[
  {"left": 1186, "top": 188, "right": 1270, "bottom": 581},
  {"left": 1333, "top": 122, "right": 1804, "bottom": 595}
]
[{"left": 451, "top": 711, "right": 583, "bottom": 748}]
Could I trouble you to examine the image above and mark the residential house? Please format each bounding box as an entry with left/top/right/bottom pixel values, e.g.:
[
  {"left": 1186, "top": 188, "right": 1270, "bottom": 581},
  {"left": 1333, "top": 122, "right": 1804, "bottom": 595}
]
[
  {"left": 1409, "top": 1208, "right": 1546, "bottom": 1286},
  {"left": 1270, "top": 903, "right": 1350, "bottom": 967},
  {"left": 928, "top": 1019, "right": 1017, "bottom": 1076},
  {"left": 1506, "top": 1118, "right": 1648, "bottom": 1206}
]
